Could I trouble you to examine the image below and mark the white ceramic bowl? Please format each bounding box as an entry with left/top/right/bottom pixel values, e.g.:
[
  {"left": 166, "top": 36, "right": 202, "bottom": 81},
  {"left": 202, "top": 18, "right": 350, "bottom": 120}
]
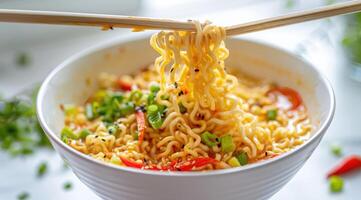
[{"left": 37, "top": 35, "right": 335, "bottom": 200}]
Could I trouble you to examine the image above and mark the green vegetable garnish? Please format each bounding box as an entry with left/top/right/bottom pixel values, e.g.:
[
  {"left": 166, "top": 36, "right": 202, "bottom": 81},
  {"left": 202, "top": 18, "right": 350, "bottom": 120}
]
[
  {"left": 17, "top": 192, "right": 29, "bottom": 200},
  {"left": 63, "top": 181, "right": 73, "bottom": 191},
  {"left": 119, "top": 102, "right": 135, "bottom": 116},
  {"left": 16, "top": 52, "right": 31, "bottom": 67},
  {"left": 130, "top": 90, "right": 143, "bottom": 102},
  {"left": 228, "top": 157, "right": 241, "bottom": 167},
  {"left": 147, "top": 104, "right": 159, "bottom": 115},
  {"left": 110, "top": 155, "right": 121, "bottom": 165},
  {"left": 178, "top": 103, "right": 187, "bottom": 114},
  {"left": 220, "top": 135, "right": 235, "bottom": 153},
  {"left": 37, "top": 162, "right": 48, "bottom": 177},
  {"left": 236, "top": 151, "right": 248, "bottom": 166},
  {"left": 266, "top": 109, "right": 277, "bottom": 121},
  {"left": 329, "top": 176, "right": 343, "bottom": 193},
  {"left": 79, "top": 129, "right": 91, "bottom": 139},
  {"left": 343, "top": 13, "right": 361, "bottom": 64},
  {"left": 161, "top": 94, "right": 169, "bottom": 100},
  {"left": 63, "top": 104, "right": 76, "bottom": 116},
  {"left": 331, "top": 144, "right": 342, "bottom": 157},
  {"left": 147, "top": 112, "right": 163, "bottom": 129},
  {"left": 201, "top": 132, "right": 218, "bottom": 147},
  {"left": 150, "top": 85, "right": 160, "bottom": 93},
  {"left": 147, "top": 93, "right": 156, "bottom": 105},
  {"left": 110, "top": 91, "right": 124, "bottom": 102},
  {"left": 0, "top": 88, "right": 51, "bottom": 157},
  {"left": 85, "top": 103, "right": 93, "bottom": 120},
  {"left": 61, "top": 127, "right": 78, "bottom": 142}
]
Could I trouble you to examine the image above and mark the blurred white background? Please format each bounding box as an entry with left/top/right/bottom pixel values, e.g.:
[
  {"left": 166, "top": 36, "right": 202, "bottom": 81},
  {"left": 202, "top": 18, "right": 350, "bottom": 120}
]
[{"left": 0, "top": 0, "right": 360, "bottom": 199}]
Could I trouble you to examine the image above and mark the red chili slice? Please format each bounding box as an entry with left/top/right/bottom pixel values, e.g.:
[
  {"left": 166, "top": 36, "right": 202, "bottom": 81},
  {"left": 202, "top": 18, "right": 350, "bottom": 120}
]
[
  {"left": 117, "top": 79, "right": 132, "bottom": 91},
  {"left": 120, "top": 156, "right": 143, "bottom": 169},
  {"left": 269, "top": 87, "right": 302, "bottom": 110},
  {"left": 135, "top": 110, "right": 146, "bottom": 145},
  {"left": 327, "top": 155, "right": 361, "bottom": 178}
]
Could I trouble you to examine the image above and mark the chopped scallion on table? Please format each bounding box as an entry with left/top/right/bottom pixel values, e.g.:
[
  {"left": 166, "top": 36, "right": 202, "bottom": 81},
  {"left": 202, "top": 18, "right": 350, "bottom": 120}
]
[
  {"left": 329, "top": 176, "right": 344, "bottom": 193},
  {"left": 63, "top": 181, "right": 73, "bottom": 191},
  {"left": 37, "top": 162, "right": 48, "bottom": 177},
  {"left": 331, "top": 144, "right": 342, "bottom": 157},
  {"left": 17, "top": 192, "right": 29, "bottom": 200}
]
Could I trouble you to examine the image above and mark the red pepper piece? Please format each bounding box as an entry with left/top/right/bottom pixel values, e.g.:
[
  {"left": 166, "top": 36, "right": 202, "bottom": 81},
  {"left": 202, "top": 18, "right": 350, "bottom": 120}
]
[
  {"left": 117, "top": 79, "right": 132, "bottom": 91},
  {"left": 120, "top": 156, "right": 143, "bottom": 169},
  {"left": 135, "top": 110, "right": 146, "bottom": 145},
  {"left": 269, "top": 87, "right": 302, "bottom": 110},
  {"left": 327, "top": 155, "right": 361, "bottom": 178},
  {"left": 177, "top": 157, "right": 218, "bottom": 171}
]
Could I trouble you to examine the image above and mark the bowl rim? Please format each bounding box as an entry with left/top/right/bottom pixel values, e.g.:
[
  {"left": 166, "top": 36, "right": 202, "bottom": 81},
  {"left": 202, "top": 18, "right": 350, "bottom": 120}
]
[{"left": 36, "top": 33, "right": 336, "bottom": 177}]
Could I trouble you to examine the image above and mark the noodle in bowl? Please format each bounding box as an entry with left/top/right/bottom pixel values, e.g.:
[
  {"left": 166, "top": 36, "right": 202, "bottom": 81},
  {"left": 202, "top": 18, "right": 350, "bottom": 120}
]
[{"left": 37, "top": 34, "right": 335, "bottom": 200}]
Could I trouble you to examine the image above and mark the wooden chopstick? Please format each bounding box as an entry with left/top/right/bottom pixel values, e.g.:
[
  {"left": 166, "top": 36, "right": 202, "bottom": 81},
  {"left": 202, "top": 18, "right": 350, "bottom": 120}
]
[
  {"left": 0, "top": 9, "right": 195, "bottom": 31},
  {"left": 0, "top": 0, "right": 361, "bottom": 35},
  {"left": 225, "top": 0, "right": 361, "bottom": 35}
]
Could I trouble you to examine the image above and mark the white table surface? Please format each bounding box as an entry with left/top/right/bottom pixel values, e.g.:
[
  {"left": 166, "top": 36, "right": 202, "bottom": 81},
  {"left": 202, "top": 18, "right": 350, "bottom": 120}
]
[{"left": 0, "top": 0, "right": 360, "bottom": 199}]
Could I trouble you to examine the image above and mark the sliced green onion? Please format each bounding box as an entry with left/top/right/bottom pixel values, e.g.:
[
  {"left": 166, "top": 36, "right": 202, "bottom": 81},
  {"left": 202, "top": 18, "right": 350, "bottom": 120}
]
[
  {"left": 110, "top": 155, "right": 121, "bottom": 165},
  {"left": 63, "top": 181, "right": 73, "bottom": 191},
  {"left": 161, "top": 94, "right": 169, "bottom": 100},
  {"left": 236, "top": 151, "right": 248, "bottom": 166},
  {"left": 147, "top": 104, "right": 159, "bottom": 114},
  {"left": 37, "top": 162, "right": 48, "bottom": 177},
  {"left": 178, "top": 103, "right": 187, "bottom": 114},
  {"left": 228, "top": 157, "right": 241, "bottom": 167},
  {"left": 130, "top": 90, "right": 143, "bottom": 101},
  {"left": 329, "top": 176, "right": 343, "bottom": 193},
  {"left": 63, "top": 104, "right": 76, "bottom": 116},
  {"left": 331, "top": 144, "right": 342, "bottom": 157},
  {"left": 85, "top": 103, "right": 93, "bottom": 120},
  {"left": 119, "top": 102, "right": 135, "bottom": 116},
  {"left": 201, "top": 132, "right": 218, "bottom": 147},
  {"left": 16, "top": 52, "right": 31, "bottom": 67},
  {"left": 158, "top": 104, "right": 167, "bottom": 114},
  {"left": 111, "top": 91, "right": 124, "bottom": 102},
  {"left": 79, "top": 129, "right": 91, "bottom": 139},
  {"left": 17, "top": 192, "right": 29, "bottom": 200},
  {"left": 220, "top": 134, "right": 235, "bottom": 153},
  {"left": 150, "top": 85, "right": 160, "bottom": 93},
  {"left": 266, "top": 109, "right": 277, "bottom": 120},
  {"left": 147, "top": 92, "right": 156, "bottom": 105},
  {"left": 107, "top": 125, "right": 118, "bottom": 135},
  {"left": 147, "top": 112, "right": 163, "bottom": 129},
  {"left": 61, "top": 127, "right": 78, "bottom": 142},
  {"left": 94, "top": 90, "right": 107, "bottom": 101}
]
